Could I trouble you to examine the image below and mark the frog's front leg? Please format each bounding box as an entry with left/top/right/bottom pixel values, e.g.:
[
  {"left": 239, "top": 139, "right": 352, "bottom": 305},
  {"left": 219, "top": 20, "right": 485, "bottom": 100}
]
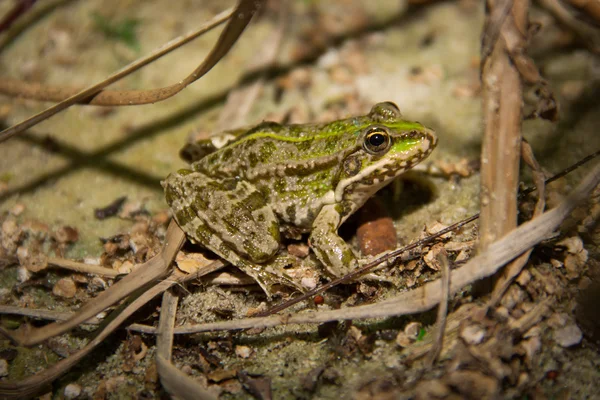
[{"left": 309, "top": 204, "right": 358, "bottom": 277}]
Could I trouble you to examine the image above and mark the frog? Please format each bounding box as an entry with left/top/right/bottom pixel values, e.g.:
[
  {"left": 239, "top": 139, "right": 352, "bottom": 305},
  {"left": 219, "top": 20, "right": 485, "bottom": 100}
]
[{"left": 163, "top": 102, "right": 437, "bottom": 296}]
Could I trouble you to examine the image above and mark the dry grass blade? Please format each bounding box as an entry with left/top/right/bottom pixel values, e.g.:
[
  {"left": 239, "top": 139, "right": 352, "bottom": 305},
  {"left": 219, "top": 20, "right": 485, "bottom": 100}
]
[
  {"left": 488, "top": 139, "right": 546, "bottom": 306},
  {"left": 425, "top": 252, "right": 450, "bottom": 366},
  {"left": 0, "top": 306, "right": 102, "bottom": 324},
  {"left": 168, "top": 161, "right": 600, "bottom": 334},
  {"left": 566, "top": 0, "right": 600, "bottom": 24},
  {"left": 48, "top": 256, "right": 121, "bottom": 277},
  {"left": 0, "top": 220, "right": 185, "bottom": 346},
  {"left": 538, "top": 0, "right": 600, "bottom": 52},
  {"left": 0, "top": 0, "right": 74, "bottom": 51},
  {"left": 156, "top": 291, "right": 217, "bottom": 400},
  {"left": 0, "top": 0, "right": 266, "bottom": 143},
  {"left": 479, "top": 0, "right": 527, "bottom": 252}
]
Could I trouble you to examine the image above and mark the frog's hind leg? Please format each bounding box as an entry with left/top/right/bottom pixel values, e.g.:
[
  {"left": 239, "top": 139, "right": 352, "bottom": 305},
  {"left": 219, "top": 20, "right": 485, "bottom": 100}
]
[{"left": 163, "top": 170, "right": 302, "bottom": 296}]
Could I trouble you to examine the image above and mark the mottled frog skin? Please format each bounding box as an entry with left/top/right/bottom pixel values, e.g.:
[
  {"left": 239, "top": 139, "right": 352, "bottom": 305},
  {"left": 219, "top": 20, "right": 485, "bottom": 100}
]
[{"left": 163, "top": 102, "right": 437, "bottom": 295}]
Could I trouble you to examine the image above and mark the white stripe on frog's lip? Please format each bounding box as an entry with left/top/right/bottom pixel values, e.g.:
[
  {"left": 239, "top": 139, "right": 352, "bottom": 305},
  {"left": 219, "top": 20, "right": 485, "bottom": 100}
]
[{"left": 333, "top": 134, "right": 434, "bottom": 203}]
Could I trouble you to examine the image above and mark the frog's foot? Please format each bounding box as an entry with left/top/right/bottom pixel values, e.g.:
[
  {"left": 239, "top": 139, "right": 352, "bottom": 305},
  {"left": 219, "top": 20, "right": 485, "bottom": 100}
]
[{"left": 236, "top": 254, "right": 306, "bottom": 299}]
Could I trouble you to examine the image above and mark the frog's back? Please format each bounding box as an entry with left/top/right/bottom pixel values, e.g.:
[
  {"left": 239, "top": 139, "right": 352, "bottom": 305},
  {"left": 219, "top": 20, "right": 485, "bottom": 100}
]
[{"left": 193, "top": 119, "right": 365, "bottom": 179}]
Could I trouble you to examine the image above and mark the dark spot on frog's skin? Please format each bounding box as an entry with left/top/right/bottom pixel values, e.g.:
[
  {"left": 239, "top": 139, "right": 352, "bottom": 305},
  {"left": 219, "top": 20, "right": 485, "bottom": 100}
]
[
  {"left": 176, "top": 168, "right": 194, "bottom": 176},
  {"left": 243, "top": 239, "right": 272, "bottom": 263},
  {"left": 269, "top": 221, "right": 280, "bottom": 242},
  {"left": 221, "top": 148, "right": 233, "bottom": 162},
  {"left": 239, "top": 191, "right": 268, "bottom": 212},
  {"left": 220, "top": 178, "right": 238, "bottom": 191},
  {"left": 325, "top": 139, "right": 338, "bottom": 152},
  {"left": 164, "top": 187, "right": 176, "bottom": 207},
  {"left": 294, "top": 140, "right": 313, "bottom": 152},
  {"left": 248, "top": 152, "right": 259, "bottom": 168},
  {"left": 341, "top": 247, "right": 355, "bottom": 266},
  {"left": 259, "top": 141, "right": 276, "bottom": 162},
  {"left": 195, "top": 224, "right": 215, "bottom": 244},
  {"left": 192, "top": 194, "right": 209, "bottom": 211},
  {"left": 175, "top": 208, "right": 195, "bottom": 227},
  {"left": 286, "top": 204, "right": 296, "bottom": 222},
  {"left": 343, "top": 156, "right": 361, "bottom": 177},
  {"left": 274, "top": 178, "right": 286, "bottom": 193},
  {"left": 218, "top": 242, "right": 231, "bottom": 258}
]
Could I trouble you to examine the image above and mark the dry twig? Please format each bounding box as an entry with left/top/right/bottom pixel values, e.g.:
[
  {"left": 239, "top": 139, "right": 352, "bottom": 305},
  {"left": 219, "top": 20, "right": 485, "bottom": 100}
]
[
  {"left": 425, "top": 252, "right": 451, "bottom": 367},
  {"left": 0, "top": 0, "right": 266, "bottom": 143}
]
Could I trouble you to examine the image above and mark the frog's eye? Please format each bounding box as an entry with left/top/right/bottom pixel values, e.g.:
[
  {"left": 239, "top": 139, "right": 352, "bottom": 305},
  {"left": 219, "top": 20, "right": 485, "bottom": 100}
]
[
  {"left": 369, "top": 102, "right": 402, "bottom": 122},
  {"left": 363, "top": 127, "right": 391, "bottom": 155}
]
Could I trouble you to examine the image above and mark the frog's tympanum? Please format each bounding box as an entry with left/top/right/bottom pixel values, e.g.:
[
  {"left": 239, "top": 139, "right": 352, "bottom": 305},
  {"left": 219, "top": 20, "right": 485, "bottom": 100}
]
[{"left": 163, "top": 102, "right": 437, "bottom": 295}]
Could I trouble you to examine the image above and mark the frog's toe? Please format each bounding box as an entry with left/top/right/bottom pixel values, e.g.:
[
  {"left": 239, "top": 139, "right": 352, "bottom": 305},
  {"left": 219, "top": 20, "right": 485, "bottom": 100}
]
[{"left": 236, "top": 255, "right": 305, "bottom": 299}]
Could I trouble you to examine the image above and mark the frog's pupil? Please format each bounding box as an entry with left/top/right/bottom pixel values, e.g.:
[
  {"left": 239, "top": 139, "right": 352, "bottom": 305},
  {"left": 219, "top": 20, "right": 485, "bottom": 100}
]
[{"left": 369, "top": 133, "right": 385, "bottom": 147}]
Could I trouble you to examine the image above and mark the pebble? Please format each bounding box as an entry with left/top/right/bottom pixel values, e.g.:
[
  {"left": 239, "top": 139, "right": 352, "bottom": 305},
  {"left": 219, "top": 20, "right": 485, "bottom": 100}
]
[
  {"left": 0, "top": 359, "right": 8, "bottom": 377},
  {"left": 404, "top": 322, "right": 421, "bottom": 339},
  {"left": 461, "top": 324, "right": 485, "bottom": 345},
  {"left": 64, "top": 383, "right": 81, "bottom": 399},
  {"left": 235, "top": 345, "right": 253, "bottom": 359},
  {"left": 553, "top": 323, "right": 583, "bottom": 347},
  {"left": 53, "top": 278, "right": 77, "bottom": 298}
]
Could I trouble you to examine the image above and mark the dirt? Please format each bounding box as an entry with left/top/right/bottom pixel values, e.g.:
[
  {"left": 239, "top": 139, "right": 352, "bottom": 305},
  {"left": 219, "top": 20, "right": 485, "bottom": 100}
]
[{"left": 0, "top": 0, "right": 599, "bottom": 399}]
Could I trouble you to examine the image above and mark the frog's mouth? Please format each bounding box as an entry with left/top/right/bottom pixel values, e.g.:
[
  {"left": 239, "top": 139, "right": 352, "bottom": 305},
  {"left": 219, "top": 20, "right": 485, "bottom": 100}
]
[{"left": 334, "top": 129, "right": 436, "bottom": 203}]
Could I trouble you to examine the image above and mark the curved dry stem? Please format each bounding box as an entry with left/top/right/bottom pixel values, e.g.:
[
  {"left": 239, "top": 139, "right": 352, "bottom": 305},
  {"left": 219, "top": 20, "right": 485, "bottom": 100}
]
[
  {"left": 0, "top": 0, "right": 266, "bottom": 143},
  {"left": 48, "top": 257, "right": 121, "bottom": 277},
  {"left": 156, "top": 291, "right": 217, "bottom": 400}
]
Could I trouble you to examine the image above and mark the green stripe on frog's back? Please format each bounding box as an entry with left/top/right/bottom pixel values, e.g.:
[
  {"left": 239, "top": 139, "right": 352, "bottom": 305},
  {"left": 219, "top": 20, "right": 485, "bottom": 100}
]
[{"left": 192, "top": 119, "right": 372, "bottom": 179}]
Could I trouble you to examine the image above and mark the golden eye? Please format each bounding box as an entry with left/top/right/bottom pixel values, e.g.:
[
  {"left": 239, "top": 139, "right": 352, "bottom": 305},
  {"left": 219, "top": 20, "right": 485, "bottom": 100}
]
[{"left": 363, "top": 127, "right": 391, "bottom": 154}]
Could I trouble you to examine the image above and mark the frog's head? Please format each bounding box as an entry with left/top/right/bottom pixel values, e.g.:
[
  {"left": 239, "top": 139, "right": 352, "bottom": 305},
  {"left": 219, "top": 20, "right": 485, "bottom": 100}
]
[{"left": 335, "top": 102, "right": 437, "bottom": 210}]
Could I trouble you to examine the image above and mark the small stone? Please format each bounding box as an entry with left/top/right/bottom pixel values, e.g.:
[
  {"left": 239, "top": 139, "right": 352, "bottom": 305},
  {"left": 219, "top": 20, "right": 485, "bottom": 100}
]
[
  {"left": 89, "top": 277, "right": 107, "bottom": 291},
  {"left": 404, "top": 322, "right": 422, "bottom": 339},
  {"left": 53, "top": 278, "right": 77, "bottom": 298},
  {"left": 180, "top": 365, "right": 193, "bottom": 375},
  {"left": 17, "top": 246, "right": 48, "bottom": 273},
  {"left": 461, "top": 324, "right": 485, "bottom": 345},
  {"left": 1, "top": 218, "right": 21, "bottom": 253},
  {"left": 395, "top": 331, "right": 412, "bottom": 348},
  {"left": 553, "top": 324, "right": 583, "bottom": 347},
  {"left": 54, "top": 226, "right": 79, "bottom": 244},
  {"left": 301, "top": 276, "right": 317, "bottom": 290},
  {"left": 287, "top": 243, "right": 310, "bottom": 258},
  {"left": 16, "top": 266, "right": 31, "bottom": 283},
  {"left": 10, "top": 203, "right": 25, "bottom": 216},
  {"left": 0, "top": 359, "right": 8, "bottom": 377},
  {"left": 64, "top": 383, "right": 81, "bottom": 399},
  {"left": 235, "top": 345, "right": 253, "bottom": 359}
]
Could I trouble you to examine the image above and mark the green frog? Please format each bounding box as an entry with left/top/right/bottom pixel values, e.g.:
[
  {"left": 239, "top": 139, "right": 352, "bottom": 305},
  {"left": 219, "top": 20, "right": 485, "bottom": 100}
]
[{"left": 163, "top": 102, "right": 437, "bottom": 295}]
